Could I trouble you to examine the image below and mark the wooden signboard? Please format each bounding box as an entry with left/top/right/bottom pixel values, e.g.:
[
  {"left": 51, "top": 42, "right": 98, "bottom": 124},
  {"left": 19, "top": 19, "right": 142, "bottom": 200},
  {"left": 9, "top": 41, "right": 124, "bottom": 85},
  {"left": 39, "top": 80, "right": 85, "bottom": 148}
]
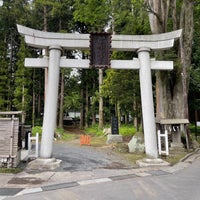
[{"left": 90, "top": 32, "right": 112, "bottom": 69}]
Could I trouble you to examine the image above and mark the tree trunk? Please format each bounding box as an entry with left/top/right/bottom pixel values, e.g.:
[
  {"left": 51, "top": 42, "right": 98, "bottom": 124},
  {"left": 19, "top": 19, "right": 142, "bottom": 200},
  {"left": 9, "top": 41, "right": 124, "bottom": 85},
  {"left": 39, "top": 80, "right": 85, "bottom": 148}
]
[
  {"left": 85, "top": 84, "right": 89, "bottom": 128},
  {"left": 99, "top": 69, "right": 104, "bottom": 129},
  {"left": 58, "top": 72, "right": 64, "bottom": 128},
  {"left": 80, "top": 69, "right": 86, "bottom": 129},
  {"left": 178, "top": 0, "right": 193, "bottom": 119},
  {"left": 147, "top": 0, "right": 170, "bottom": 33},
  {"left": 133, "top": 98, "right": 140, "bottom": 131},
  {"left": 58, "top": 15, "right": 65, "bottom": 129},
  {"left": 117, "top": 101, "right": 121, "bottom": 127},
  {"left": 146, "top": 0, "right": 193, "bottom": 120},
  {"left": 32, "top": 91, "right": 35, "bottom": 127},
  {"left": 92, "top": 77, "right": 96, "bottom": 125},
  {"left": 22, "top": 84, "right": 26, "bottom": 124},
  {"left": 92, "top": 113, "right": 96, "bottom": 125},
  {"left": 80, "top": 87, "right": 84, "bottom": 129},
  {"left": 37, "top": 73, "right": 42, "bottom": 120}
]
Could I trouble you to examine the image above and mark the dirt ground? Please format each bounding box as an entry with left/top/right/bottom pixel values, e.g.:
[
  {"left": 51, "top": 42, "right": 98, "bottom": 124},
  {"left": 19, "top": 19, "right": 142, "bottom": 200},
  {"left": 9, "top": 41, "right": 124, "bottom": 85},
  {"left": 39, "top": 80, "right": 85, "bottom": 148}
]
[
  {"left": 60, "top": 125, "right": 142, "bottom": 169},
  {"left": 63, "top": 125, "right": 190, "bottom": 166},
  {"left": 64, "top": 125, "right": 86, "bottom": 135}
]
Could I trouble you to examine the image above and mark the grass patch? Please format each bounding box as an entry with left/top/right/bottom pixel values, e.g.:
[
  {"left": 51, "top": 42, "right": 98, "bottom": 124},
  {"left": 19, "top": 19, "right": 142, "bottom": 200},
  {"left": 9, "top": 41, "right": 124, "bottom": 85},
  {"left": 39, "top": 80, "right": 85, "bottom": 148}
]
[
  {"left": 55, "top": 128, "right": 79, "bottom": 141},
  {"left": 59, "top": 133, "right": 79, "bottom": 141},
  {"left": 162, "top": 151, "right": 188, "bottom": 165},
  {"left": 90, "top": 135, "right": 107, "bottom": 147},
  {"left": 118, "top": 150, "right": 188, "bottom": 166},
  {"left": 123, "top": 153, "right": 146, "bottom": 164},
  {"left": 31, "top": 127, "right": 80, "bottom": 141},
  {"left": 0, "top": 167, "right": 22, "bottom": 174},
  {"left": 112, "top": 142, "right": 190, "bottom": 166},
  {"left": 85, "top": 124, "right": 137, "bottom": 137},
  {"left": 85, "top": 124, "right": 103, "bottom": 136},
  {"left": 113, "top": 143, "right": 146, "bottom": 164}
]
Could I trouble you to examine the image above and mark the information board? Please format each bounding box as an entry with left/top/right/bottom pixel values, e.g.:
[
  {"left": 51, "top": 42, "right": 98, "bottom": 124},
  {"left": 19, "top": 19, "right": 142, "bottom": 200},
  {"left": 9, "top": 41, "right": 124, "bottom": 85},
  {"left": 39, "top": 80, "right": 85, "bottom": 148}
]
[
  {"left": 90, "top": 32, "right": 111, "bottom": 69},
  {"left": 111, "top": 116, "right": 119, "bottom": 135}
]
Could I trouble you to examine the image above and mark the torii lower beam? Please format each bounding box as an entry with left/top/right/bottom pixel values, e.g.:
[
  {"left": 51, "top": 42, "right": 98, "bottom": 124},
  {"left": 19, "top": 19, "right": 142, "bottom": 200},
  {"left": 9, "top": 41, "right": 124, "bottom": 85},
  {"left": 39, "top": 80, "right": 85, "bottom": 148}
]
[{"left": 25, "top": 57, "right": 173, "bottom": 70}]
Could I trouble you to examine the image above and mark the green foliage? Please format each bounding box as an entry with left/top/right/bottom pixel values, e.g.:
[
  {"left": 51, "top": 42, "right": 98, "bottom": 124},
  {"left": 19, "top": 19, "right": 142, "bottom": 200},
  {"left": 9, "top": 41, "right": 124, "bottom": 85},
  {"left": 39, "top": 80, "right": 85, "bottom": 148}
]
[
  {"left": 119, "top": 125, "right": 136, "bottom": 137},
  {"left": 189, "top": 3, "right": 200, "bottom": 115},
  {"left": 189, "top": 68, "right": 200, "bottom": 110},
  {"left": 85, "top": 124, "right": 136, "bottom": 137},
  {"left": 64, "top": 91, "right": 81, "bottom": 111},
  {"left": 63, "top": 69, "right": 82, "bottom": 113},
  {"left": 85, "top": 124, "right": 104, "bottom": 136},
  {"left": 189, "top": 123, "right": 200, "bottom": 136},
  {"left": 0, "top": 0, "right": 33, "bottom": 112},
  {"left": 32, "top": 126, "right": 77, "bottom": 141},
  {"left": 0, "top": 52, "right": 9, "bottom": 109},
  {"left": 55, "top": 127, "right": 65, "bottom": 135},
  {"left": 73, "top": 0, "right": 111, "bottom": 31},
  {"left": 0, "top": 0, "right": 197, "bottom": 129},
  {"left": 13, "top": 37, "right": 32, "bottom": 119},
  {"left": 102, "top": 69, "right": 140, "bottom": 119},
  {"left": 112, "top": 0, "right": 150, "bottom": 34},
  {"left": 32, "top": 126, "right": 42, "bottom": 138}
]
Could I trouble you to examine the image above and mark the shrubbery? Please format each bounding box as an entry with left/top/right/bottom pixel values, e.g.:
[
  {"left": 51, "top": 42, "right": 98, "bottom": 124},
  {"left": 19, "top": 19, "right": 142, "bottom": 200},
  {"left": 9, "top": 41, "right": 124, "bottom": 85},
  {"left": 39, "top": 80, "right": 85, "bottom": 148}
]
[
  {"left": 31, "top": 126, "right": 42, "bottom": 138},
  {"left": 85, "top": 124, "right": 137, "bottom": 137}
]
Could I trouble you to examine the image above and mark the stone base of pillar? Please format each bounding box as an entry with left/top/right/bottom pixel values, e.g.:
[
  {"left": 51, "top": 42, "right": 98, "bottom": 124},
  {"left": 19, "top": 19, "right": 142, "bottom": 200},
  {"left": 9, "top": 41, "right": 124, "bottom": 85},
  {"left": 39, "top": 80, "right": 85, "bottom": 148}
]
[
  {"left": 106, "top": 135, "right": 123, "bottom": 144},
  {"left": 26, "top": 158, "right": 61, "bottom": 171},
  {"left": 136, "top": 158, "right": 170, "bottom": 167}
]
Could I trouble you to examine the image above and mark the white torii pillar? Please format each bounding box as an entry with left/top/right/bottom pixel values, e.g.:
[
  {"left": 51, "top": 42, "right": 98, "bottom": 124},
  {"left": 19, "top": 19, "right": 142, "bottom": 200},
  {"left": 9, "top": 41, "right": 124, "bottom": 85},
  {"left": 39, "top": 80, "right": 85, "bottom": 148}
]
[
  {"left": 17, "top": 24, "right": 182, "bottom": 160},
  {"left": 40, "top": 46, "right": 62, "bottom": 158},
  {"left": 138, "top": 48, "right": 157, "bottom": 158}
]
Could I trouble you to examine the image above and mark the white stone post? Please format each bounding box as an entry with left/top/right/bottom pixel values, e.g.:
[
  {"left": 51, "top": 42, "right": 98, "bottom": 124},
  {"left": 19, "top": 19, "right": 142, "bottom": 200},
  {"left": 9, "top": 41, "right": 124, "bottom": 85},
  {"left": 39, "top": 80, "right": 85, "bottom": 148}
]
[
  {"left": 40, "top": 46, "right": 62, "bottom": 158},
  {"left": 137, "top": 48, "right": 158, "bottom": 158}
]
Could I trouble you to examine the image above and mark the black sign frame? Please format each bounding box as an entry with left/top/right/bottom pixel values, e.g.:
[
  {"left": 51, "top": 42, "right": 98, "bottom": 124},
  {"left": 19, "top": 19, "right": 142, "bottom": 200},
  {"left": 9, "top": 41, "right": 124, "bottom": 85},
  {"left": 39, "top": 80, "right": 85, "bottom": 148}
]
[{"left": 90, "top": 32, "right": 112, "bottom": 69}]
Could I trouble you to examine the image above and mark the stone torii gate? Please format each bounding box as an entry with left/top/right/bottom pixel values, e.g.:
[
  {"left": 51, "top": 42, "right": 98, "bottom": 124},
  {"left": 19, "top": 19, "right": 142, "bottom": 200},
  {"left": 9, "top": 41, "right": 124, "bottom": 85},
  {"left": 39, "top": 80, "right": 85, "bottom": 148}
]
[{"left": 17, "top": 25, "right": 181, "bottom": 161}]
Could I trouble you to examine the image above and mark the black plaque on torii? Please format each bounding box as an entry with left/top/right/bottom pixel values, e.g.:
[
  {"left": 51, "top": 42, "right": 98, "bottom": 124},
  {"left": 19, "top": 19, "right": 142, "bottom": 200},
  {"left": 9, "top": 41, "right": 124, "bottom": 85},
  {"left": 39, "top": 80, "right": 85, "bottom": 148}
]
[{"left": 90, "top": 32, "right": 112, "bottom": 69}]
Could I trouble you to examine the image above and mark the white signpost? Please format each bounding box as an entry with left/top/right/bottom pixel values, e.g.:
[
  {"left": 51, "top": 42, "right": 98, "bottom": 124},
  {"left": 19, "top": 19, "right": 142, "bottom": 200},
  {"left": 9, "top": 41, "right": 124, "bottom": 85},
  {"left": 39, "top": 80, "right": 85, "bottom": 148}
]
[{"left": 17, "top": 25, "right": 181, "bottom": 165}]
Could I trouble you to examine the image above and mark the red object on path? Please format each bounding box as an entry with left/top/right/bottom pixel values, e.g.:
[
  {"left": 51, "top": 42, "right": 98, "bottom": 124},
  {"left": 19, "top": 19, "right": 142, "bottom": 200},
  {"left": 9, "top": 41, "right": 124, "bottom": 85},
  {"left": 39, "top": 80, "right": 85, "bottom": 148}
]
[{"left": 80, "top": 135, "right": 91, "bottom": 146}]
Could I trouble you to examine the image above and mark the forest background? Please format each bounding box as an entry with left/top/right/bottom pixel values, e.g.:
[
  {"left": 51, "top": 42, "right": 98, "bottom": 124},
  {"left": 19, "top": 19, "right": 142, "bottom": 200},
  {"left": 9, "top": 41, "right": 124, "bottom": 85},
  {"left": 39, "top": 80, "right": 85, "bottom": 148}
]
[{"left": 0, "top": 0, "right": 199, "bottom": 133}]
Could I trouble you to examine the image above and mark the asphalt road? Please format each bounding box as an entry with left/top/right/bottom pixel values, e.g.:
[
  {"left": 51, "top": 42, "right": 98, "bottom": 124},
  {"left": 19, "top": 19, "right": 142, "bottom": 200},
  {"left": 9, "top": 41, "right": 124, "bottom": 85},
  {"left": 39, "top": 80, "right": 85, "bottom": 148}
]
[
  {"left": 51, "top": 142, "right": 133, "bottom": 172},
  {"left": 4, "top": 152, "right": 200, "bottom": 200}
]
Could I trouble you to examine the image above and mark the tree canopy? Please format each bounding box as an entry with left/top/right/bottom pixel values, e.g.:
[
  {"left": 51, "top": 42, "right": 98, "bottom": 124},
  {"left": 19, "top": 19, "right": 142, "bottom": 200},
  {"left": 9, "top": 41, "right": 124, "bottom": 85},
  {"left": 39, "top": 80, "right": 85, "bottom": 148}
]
[{"left": 0, "top": 0, "right": 199, "bottom": 128}]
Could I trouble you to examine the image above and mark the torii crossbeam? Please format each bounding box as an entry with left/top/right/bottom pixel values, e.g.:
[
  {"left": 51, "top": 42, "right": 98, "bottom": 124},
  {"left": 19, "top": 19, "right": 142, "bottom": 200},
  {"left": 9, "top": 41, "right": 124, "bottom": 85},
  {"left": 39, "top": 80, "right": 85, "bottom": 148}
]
[{"left": 17, "top": 25, "right": 182, "bottom": 159}]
